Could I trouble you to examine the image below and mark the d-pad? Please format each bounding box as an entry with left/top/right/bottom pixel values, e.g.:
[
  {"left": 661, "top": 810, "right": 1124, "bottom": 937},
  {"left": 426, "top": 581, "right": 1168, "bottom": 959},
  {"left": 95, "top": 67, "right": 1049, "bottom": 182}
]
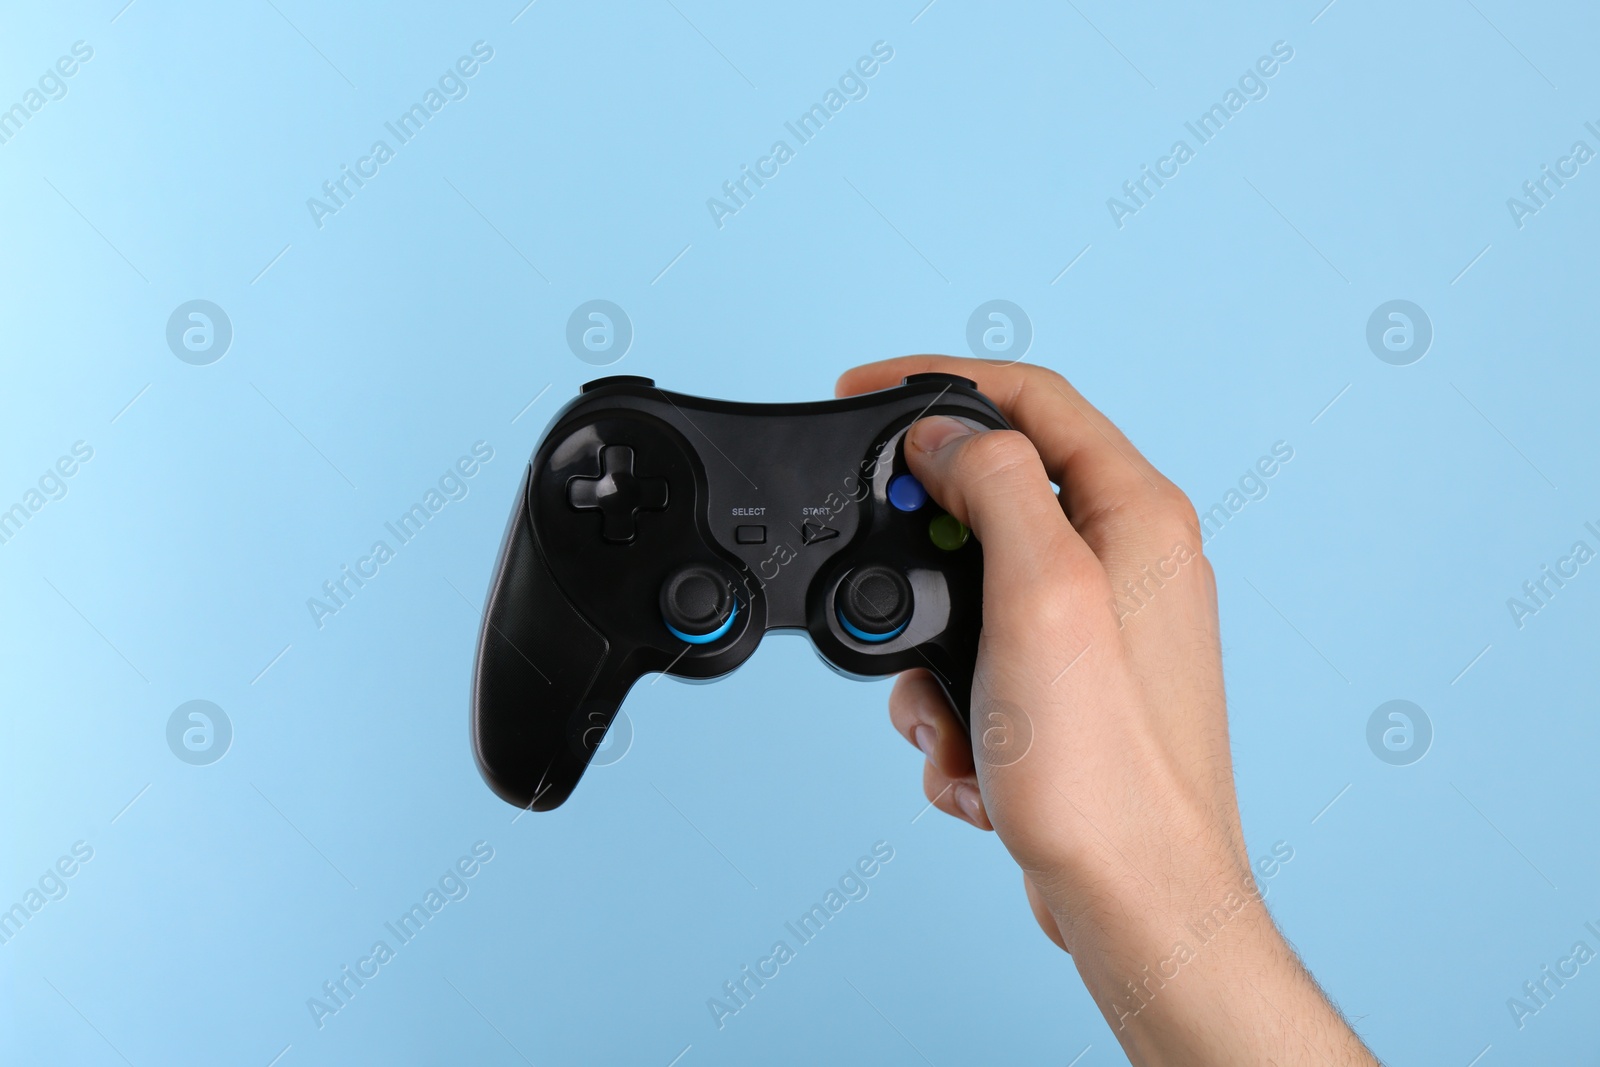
[{"left": 566, "top": 445, "right": 669, "bottom": 543}]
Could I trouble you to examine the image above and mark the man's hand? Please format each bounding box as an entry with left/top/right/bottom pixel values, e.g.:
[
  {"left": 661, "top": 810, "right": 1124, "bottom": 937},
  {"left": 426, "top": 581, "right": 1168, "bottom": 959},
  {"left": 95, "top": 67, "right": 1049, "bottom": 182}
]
[{"left": 837, "top": 356, "right": 1377, "bottom": 1066}]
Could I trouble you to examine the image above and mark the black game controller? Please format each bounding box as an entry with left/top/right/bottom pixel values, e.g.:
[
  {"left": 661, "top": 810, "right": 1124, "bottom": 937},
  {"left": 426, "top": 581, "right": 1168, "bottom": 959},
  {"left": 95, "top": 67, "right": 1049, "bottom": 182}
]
[{"left": 471, "top": 372, "right": 1010, "bottom": 810}]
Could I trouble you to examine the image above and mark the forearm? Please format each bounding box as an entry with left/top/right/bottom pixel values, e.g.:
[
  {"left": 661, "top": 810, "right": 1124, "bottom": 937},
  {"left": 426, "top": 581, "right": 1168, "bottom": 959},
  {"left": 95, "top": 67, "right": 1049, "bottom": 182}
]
[{"left": 1053, "top": 875, "right": 1377, "bottom": 1066}]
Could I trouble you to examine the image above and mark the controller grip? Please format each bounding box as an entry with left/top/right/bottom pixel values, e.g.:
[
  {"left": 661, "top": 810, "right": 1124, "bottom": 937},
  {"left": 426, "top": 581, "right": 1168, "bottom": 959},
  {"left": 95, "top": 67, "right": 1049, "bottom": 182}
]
[
  {"left": 472, "top": 467, "right": 621, "bottom": 811},
  {"left": 934, "top": 658, "right": 977, "bottom": 732}
]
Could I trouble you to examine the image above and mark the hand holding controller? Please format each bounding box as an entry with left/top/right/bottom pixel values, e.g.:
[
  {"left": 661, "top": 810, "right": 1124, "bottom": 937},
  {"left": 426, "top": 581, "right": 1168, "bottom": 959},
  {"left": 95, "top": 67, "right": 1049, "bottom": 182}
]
[
  {"left": 470, "top": 372, "right": 1008, "bottom": 811},
  {"left": 831, "top": 356, "right": 1379, "bottom": 1066}
]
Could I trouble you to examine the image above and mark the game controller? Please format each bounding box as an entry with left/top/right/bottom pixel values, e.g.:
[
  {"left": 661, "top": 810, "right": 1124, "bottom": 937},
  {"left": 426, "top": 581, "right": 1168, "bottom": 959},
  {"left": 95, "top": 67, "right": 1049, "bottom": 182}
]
[{"left": 471, "top": 372, "right": 1010, "bottom": 810}]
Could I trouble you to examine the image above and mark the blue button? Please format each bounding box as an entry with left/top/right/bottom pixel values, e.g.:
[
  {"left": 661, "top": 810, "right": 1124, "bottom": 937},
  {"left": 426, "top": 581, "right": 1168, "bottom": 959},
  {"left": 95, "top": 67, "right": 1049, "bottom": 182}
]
[{"left": 888, "top": 474, "right": 928, "bottom": 512}]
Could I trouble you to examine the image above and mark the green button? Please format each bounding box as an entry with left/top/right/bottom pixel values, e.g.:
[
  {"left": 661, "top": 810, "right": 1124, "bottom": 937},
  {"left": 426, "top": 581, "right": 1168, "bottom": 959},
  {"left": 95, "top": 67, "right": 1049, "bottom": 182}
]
[{"left": 929, "top": 513, "right": 969, "bottom": 550}]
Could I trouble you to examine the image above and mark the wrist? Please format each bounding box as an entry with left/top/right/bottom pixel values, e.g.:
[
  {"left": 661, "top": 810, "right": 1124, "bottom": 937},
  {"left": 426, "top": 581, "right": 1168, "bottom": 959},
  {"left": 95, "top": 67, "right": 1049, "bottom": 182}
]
[{"left": 1042, "top": 870, "right": 1373, "bottom": 1066}]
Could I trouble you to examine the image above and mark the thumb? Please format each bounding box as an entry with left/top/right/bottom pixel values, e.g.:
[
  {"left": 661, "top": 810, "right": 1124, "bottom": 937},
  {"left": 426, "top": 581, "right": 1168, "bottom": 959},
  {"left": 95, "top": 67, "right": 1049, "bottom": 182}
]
[{"left": 904, "top": 416, "right": 1085, "bottom": 587}]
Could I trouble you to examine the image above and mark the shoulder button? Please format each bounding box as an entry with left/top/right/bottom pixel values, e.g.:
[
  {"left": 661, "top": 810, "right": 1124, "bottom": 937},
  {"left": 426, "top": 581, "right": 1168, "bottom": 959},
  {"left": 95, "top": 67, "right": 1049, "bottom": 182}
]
[
  {"left": 581, "top": 375, "right": 656, "bottom": 393},
  {"left": 901, "top": 372, "right": 977, "bottom": 389}
]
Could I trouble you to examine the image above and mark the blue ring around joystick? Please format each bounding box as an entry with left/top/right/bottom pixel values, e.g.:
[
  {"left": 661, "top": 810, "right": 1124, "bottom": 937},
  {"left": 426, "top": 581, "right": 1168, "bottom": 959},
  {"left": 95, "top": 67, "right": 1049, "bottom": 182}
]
[
  {"left": 837, "top": 606, "right": 908, "bottom": 643},
  {"left": 665, "top": 599, "right": 739, "bottom": 644}
]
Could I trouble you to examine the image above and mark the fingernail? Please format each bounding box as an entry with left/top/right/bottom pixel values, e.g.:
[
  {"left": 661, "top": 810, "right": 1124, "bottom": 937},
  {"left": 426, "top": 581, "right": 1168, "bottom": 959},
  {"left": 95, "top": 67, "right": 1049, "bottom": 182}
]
[
  {"left": 955, "top": 783, "right": 983, "bottom": 824},
  {"left": 913, "top": 724, "right": 937, "bottom": 760},
  {"left": 909, "top": 415, "right": 976, "bottom": 454}
]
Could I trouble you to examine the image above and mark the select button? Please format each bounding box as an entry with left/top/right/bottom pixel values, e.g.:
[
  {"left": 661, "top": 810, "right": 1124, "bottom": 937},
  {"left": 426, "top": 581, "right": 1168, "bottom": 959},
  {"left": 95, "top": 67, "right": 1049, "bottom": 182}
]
[{"left": 735, "top": 524, "right": 766, "bottom": 544}]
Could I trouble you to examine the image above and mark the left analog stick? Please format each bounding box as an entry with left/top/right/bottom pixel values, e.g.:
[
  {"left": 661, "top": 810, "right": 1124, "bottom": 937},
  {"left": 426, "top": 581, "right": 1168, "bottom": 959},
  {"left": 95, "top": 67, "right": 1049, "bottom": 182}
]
[{"left": 660, "top": 564, "right": 739, "bottom": 644}]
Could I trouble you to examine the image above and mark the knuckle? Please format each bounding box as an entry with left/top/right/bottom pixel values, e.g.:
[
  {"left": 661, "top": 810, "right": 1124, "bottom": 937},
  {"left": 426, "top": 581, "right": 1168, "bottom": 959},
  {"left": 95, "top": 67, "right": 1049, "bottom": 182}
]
[
  {"left": 1054, "top": 536, "right": 1111, "bottom": 593},
  {"left": 960, "top": 429, "right": 1041, "bottom": 481},
  {"left": 1079, "top": 485, "right": 1199, "bottom": 548},
  {"left": 1032, "top": 365, "right": 1073, "bottom": 393},
  {"left": 1151, "top": 483, "right": 1203, "bottom": 540},
  {"left": 1027, "top": 548, "right": 1111, "bottom": 623}
]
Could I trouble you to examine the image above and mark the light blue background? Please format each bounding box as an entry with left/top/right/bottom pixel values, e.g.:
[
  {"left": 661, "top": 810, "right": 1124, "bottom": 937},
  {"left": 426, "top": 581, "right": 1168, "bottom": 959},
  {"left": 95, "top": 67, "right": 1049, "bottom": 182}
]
[{"left": 3, "top": 1, "right": 1597, "bottom": 1064}]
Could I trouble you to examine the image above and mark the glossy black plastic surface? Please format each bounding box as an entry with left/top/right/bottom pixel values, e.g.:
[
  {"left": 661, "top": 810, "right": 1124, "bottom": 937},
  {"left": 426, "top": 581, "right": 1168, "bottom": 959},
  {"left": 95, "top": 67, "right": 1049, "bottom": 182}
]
[{"left": 471, "top": 374, "right": 1009, "bottom": 810}]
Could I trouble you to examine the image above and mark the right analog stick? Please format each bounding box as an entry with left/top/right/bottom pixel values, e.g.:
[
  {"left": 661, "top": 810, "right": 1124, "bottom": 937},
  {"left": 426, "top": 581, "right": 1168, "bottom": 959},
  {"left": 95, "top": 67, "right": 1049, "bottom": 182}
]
[
  {"left": 836, "top": 565, "right": 913, "bottom": 643},
  {"left": 660, "top": 564, "right": 739, "bottom": 644}
]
